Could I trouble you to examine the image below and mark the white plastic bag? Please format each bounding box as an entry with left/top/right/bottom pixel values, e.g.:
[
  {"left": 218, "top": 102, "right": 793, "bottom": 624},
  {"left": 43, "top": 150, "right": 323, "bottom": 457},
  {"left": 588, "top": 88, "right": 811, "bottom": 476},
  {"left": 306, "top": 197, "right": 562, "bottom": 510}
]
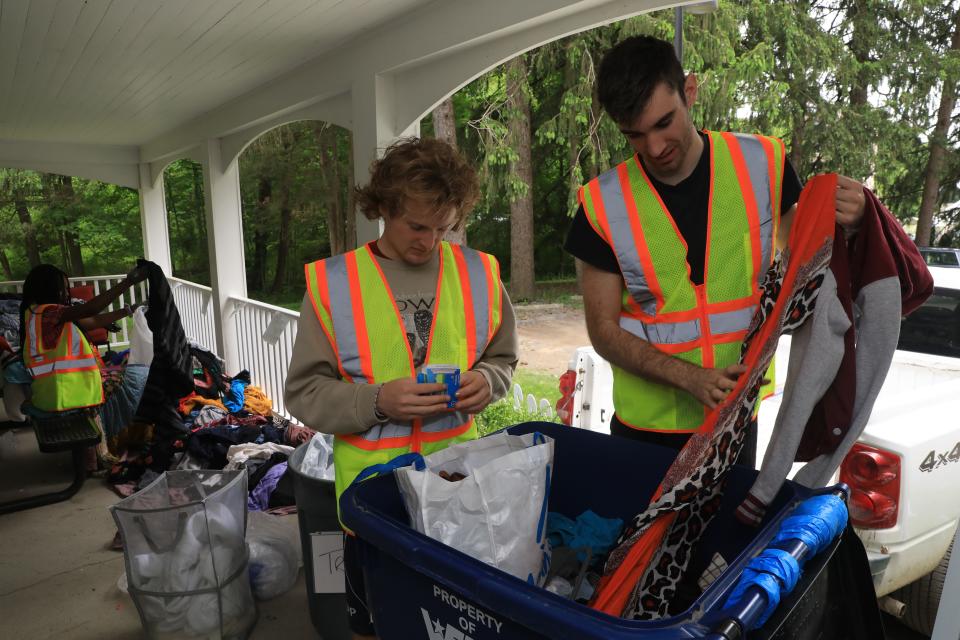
[
  {"left": 246, "top": 511, "right": 302, "bottom": 600},
  {"left": 129, "top": 306, "right": 154, "bottom": 366},
  {"left": 300, "top": 433, "right": 335, "bottom": 481},
  {"left": 395, "top": 431, "right": 554, "bottom": 585}
]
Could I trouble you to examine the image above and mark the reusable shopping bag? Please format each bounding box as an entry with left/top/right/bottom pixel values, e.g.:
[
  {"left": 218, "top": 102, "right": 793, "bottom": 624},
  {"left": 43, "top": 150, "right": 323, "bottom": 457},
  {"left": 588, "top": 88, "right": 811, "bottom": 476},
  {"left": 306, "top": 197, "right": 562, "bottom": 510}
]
[{"left": 392, "top": 430, "right": 554, "bottom": 585}]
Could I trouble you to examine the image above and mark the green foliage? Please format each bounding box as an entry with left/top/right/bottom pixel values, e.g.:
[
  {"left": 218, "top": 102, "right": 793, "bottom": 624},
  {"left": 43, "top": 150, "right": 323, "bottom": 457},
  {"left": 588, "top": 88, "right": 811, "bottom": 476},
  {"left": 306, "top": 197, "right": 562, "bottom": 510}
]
[
  {"left": 475, "top": 399, "right": 560, "bottom": 437},
  {"left": 513, "top": 368, "right": 564, "bottom": 406},
  {"left": 2, "top": 0, "right": 959, "bottom": 288}
]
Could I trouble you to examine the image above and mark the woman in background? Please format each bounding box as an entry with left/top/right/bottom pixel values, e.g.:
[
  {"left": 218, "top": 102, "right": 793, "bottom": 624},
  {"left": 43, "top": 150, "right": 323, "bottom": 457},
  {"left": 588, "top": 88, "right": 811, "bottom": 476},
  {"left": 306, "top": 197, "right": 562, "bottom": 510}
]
[{"left": 18, "top": 263, "right": 153, "bottom": 462}]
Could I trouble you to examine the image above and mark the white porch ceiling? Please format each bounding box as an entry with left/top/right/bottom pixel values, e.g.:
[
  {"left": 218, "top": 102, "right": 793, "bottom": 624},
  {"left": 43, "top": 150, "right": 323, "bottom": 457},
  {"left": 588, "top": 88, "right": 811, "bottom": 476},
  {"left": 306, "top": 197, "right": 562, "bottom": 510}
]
[
  {"left": 0, "top": 0, "right": 713, "bottom": 185},
  {"left": 0, "top": 0, "right": 428, "bottom": 146}
]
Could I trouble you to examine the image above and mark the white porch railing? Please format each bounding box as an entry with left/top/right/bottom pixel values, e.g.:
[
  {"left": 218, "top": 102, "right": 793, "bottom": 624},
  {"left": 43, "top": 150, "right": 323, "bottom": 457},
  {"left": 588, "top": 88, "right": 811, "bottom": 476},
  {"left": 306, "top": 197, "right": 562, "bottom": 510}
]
[
  {"left": 228, "top": 296, "right": 299, "bottom": 420},
  {"left": 168, "top": 277, "right": 217, "bottom": 354},
  {"left": 1, "top": 274, "right": 149, "bottom": 348}
]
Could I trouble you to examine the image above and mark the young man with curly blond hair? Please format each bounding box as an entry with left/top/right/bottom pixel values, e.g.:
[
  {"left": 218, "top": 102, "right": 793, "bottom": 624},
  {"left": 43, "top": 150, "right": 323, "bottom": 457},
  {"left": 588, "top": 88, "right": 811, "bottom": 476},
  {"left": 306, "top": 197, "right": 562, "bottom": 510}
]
[{"left": 286, "top": 137, "right": 518, "bottom": 639}]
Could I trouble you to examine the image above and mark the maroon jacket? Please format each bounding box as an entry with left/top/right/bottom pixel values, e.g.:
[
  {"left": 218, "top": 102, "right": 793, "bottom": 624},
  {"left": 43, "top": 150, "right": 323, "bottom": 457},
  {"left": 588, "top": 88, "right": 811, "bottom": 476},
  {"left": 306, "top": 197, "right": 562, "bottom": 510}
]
[{"left": 795, "top": 188, "right": 933, "bottom": 460}]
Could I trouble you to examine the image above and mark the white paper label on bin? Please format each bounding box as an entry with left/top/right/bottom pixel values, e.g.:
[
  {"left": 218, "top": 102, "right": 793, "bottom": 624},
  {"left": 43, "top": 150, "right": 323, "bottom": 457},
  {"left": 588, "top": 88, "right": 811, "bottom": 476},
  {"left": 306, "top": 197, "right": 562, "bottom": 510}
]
[{"left": 310, "top": 532, "right": 345, "bottom": 593}]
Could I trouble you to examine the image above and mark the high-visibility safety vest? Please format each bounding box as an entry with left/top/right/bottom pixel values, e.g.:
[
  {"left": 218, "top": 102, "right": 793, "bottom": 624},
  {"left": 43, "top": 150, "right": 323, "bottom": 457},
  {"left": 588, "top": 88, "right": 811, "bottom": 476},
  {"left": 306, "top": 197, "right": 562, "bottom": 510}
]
[
  {"left": 579, "top": 130, "right": 785, "bottom": 432},
  {"left": 23, "top": 305, "right": 104, "bottom": 412},
  {"left": 304, "top": 241, "right": 504, "bottom": 518}
]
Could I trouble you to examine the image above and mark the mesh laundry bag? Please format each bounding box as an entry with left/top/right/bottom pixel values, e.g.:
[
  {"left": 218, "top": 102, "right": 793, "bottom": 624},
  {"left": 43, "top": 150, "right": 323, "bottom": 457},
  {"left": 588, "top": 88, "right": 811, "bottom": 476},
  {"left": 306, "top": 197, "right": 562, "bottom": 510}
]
[{"left": 111, "top": 470, "right": 258, "bottom": 639}]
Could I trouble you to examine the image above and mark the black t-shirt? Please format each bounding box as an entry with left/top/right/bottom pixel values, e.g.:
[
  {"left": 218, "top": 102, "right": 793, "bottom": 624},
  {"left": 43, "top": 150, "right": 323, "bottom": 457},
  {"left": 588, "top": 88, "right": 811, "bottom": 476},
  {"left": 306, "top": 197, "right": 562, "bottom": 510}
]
[{"left": 564, "top": 132, "right": 803, "bottom": 285}]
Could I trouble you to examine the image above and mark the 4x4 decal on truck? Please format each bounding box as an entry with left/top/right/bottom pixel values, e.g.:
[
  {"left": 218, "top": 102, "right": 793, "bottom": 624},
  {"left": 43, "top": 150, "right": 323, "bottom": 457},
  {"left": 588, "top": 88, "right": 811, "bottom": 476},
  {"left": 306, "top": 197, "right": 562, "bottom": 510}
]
[{"left": 919, "top": 442, "right": 960, "bottom": 472}]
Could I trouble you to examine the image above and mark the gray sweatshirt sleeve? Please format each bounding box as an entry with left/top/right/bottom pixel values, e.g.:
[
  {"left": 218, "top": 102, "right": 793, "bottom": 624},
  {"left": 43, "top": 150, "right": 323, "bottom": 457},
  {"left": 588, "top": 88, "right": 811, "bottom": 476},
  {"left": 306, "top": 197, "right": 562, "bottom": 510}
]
[
  {"left": 747, "top": 270, "right": 850, "bottom": 506},
  {"left": 284, "top": 294, "right": 382, "bottom": 434}
]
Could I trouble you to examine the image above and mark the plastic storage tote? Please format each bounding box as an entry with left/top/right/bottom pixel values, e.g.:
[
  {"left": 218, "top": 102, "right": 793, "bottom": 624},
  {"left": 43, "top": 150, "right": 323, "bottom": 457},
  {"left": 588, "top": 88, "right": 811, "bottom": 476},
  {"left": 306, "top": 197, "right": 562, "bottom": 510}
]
[
  {"left": 288, "top": 443, "right": 351, "bottom": 640},
  {"left": 110, "top": 470, "right": 257, "bottom": 639},
  {"left": 340, "top": 421, "right": 856, "bottom": 639}
]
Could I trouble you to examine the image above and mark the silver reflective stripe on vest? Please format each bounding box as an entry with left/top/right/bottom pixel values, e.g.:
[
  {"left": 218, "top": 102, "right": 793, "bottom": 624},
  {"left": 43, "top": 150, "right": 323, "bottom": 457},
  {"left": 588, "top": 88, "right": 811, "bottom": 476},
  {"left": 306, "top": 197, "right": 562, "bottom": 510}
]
[
  {"left": 732, "top": 134, "right": 774, "bottom": 269},
  {"left": 619, "top": 316, "right": 701, "bottom": 345},
  {"left": 67, "top": 324, "right": 82, "bottom": 356},
  {"left": 460, "top": 247, "right": 491, "bottom": 362},
  {"left": 350, "top": 411, "right": 465, "bottom": 443},
  {"left": 597, "top": 168, "right": 657, "bottom": 316},
  {"left": 27, "top": 317, "right": 39, "bottom": 358},
  {"left": 351, "top": 421, "right": 413, "bottom": 443},
  {"left": 28, "top": 355, "right": 98, "bottom": 377},
  {"left": 708, "top": 306, "right": 756, "bottom": 336},
  {"left": 28, "top": 361, "right": 54, "bottom": 376},
  {"left": 422, "top": 411, "right": 467, "bottom": 433},
  {"left": 324, "top": 254, "right": 369, "bottom": 384}
]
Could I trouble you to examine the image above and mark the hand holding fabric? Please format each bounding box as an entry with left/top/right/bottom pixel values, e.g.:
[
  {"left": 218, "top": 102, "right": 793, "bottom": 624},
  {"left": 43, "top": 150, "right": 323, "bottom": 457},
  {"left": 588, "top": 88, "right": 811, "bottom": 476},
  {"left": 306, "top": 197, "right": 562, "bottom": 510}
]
[
  {"left": 377, "top": 378, "right": 450, "bottom": 421},
  {"left": 833, "top": 174, "right": 866, "bottom": 233},
  {"left": 452, "top": 370, "right": 492, "bottom": 414},
  {"left": 124, "top": 264, "right": 149, "bottom": 285},
  {"left": 686, "top": 363, "right": 747, "bottom": 409}
]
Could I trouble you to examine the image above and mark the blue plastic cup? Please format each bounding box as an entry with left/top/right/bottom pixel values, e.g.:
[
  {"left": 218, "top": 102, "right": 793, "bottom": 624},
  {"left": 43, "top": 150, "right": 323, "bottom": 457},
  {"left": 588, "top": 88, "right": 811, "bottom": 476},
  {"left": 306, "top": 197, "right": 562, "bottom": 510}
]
[{"left": 417, "top": 364, "right": 461, "bottom": 408}]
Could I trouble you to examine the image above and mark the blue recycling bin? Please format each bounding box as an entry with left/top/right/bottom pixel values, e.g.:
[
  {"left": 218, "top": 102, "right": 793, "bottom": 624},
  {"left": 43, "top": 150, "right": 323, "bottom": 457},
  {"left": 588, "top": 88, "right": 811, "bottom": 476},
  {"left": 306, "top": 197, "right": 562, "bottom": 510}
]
[{"left": 339, "top": 421, "right": 846, "bottom": 639}]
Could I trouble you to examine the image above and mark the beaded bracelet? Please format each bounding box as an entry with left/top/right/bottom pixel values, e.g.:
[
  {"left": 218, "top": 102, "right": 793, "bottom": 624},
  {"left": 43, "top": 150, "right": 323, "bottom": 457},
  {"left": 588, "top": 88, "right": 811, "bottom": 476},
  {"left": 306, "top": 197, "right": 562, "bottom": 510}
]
[{"left": 373, "top": 384, "right": 388, "bottom": 422}]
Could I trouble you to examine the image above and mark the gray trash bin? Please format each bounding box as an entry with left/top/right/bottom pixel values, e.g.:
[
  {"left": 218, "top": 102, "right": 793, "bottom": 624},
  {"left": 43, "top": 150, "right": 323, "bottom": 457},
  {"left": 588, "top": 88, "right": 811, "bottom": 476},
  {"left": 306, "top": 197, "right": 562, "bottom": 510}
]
[{"left": 288, "top": 443, "right": 350, "bottom": 640}]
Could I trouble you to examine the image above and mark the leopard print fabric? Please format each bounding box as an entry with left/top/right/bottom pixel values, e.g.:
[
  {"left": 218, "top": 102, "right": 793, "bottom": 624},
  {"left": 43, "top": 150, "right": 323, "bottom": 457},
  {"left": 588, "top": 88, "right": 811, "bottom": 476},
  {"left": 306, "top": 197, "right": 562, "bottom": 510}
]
[{"left": 601, "top": 241, "right": 833, "bottom": 620}]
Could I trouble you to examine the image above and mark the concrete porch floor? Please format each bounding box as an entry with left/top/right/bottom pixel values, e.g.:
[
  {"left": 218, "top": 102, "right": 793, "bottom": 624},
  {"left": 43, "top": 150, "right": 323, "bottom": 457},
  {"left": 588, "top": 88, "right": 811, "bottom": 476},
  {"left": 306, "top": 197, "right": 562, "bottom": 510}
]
[{"left": 0, "top": 424, "right": 316, "bottom": 639}]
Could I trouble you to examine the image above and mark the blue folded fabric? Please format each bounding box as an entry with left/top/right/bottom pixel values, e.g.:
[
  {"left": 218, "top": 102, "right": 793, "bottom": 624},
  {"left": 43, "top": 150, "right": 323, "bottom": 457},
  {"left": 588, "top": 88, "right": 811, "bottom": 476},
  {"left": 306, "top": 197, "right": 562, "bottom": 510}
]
[
  {"left": 547, "top": 509, "right": 623, "bottom": 563},
  {"left": 223, "top": 377, "right": 249, "bottom": 413}
]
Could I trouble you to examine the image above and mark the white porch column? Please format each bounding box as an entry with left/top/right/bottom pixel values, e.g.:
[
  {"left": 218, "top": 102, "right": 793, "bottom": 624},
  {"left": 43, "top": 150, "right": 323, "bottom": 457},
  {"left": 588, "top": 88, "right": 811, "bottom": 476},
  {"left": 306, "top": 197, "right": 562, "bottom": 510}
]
[
  {"left": 137, "top": 163, "right": 172, "bottom": 274},
  {"left": 200, "top": 138, "right": 246, "bottom": 373},
  {"left": 351, "top": 75, "right": 421, "bottom": 244}
]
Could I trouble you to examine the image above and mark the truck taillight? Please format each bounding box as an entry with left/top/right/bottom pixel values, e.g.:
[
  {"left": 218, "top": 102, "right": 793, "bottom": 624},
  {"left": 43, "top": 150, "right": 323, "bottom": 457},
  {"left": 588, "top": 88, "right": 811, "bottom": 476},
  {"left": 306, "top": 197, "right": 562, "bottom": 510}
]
[
  {"left": 839, "top": 443, "right": 901, "bottom": 529},
  {"left": 556, "top": 370, "right": 577, "bottom": 426}
]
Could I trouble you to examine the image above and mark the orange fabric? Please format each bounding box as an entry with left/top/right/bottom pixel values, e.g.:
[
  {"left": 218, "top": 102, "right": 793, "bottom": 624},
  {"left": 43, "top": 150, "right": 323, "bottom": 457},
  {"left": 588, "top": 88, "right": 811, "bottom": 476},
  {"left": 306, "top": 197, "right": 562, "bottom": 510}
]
[
  {"left": 179, "top": 385, "right": 273, "bottom": 417},
  {"left": 589, "top": 175, "right": 839, "bottom": 615},
  {"left": 179, "top": 391, "right": 227, "bottom": 415},
  {"left": 592, "top": 513, "right": 675, "bottom": 615}
]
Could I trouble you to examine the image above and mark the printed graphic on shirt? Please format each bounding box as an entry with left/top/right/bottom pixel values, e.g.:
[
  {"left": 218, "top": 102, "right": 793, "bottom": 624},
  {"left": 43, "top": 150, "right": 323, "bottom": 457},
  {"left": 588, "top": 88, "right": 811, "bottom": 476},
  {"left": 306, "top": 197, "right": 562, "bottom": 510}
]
[{"left": 395, "top": 291, "right": 435, "bottom": 368}]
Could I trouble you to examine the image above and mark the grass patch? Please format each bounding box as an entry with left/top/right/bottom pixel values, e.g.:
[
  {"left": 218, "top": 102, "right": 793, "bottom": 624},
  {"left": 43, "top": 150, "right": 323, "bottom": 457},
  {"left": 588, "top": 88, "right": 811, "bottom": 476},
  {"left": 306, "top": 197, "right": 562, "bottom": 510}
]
[
  {"left": 475, "top": 368, "right": 563, "bottom": 436},
  {"left": 512, "top": 369, "right": 561, "bottom": 406}
]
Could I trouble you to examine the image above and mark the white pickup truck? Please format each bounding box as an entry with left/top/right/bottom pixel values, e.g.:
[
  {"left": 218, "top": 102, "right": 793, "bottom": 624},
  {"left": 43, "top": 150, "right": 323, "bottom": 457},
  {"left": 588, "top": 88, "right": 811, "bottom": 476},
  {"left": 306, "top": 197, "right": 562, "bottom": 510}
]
[{"left": 557, "top": 265, "right": 960, "bottom": 636}]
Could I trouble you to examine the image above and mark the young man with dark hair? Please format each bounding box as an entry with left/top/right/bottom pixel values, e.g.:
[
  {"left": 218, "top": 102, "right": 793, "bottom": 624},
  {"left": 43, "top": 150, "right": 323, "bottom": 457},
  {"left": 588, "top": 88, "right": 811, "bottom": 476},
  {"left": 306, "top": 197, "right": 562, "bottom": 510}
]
[
  {"left": 565, "top": 35, "right": 865, "bottom": 465},
  {"left": 286, "top": 137, "right": 518, "bottom": 640}
]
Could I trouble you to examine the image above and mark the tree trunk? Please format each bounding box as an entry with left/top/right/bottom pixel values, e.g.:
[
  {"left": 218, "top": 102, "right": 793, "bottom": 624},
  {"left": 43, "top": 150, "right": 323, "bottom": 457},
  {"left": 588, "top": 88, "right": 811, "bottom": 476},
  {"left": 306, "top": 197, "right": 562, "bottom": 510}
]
[
  {"left": 432, "top": 97, "right": 467, "bottom": 245},
  {"left": 252, "top": 177, "right": 271, "bottom": 291},
  {"left": 164, "top": 176, "right": 180, "bottom": 274},
  {"left": 191, "top": 163, "right": 207, "bottom": 268},
  {"left": 59, "top": 176, "right": 85, "bottom": 275},
  {"left": 59, "top": 232, "right": 70, "bottom": 271},
  {"left": 505, "top": 56, "right": 536, "bottom": 301},
  {"left": 915, "top": 9, "right": 960, "bottom": 247},
  {"left": 847, "top": 0, "right": 871, "bottom": 109},
  {"left": 14, "top": 197, "right": 42, "bottom": 267},
  {"left": 272, "top": 193, "right": 292, "bottom": 292},
  {"left": 317, "top": 124, "right": 345, "bottom": 256},
  {"left": 0, "top": 249, "right": 12, "bottom": 280}
]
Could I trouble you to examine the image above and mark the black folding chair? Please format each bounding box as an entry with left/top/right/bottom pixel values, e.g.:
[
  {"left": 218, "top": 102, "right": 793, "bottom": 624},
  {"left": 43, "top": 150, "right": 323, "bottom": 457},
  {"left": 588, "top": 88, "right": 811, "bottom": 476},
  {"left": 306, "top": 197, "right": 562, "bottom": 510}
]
[{"left": 0, "top": 408, "right": 101, "bottom": 515}]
